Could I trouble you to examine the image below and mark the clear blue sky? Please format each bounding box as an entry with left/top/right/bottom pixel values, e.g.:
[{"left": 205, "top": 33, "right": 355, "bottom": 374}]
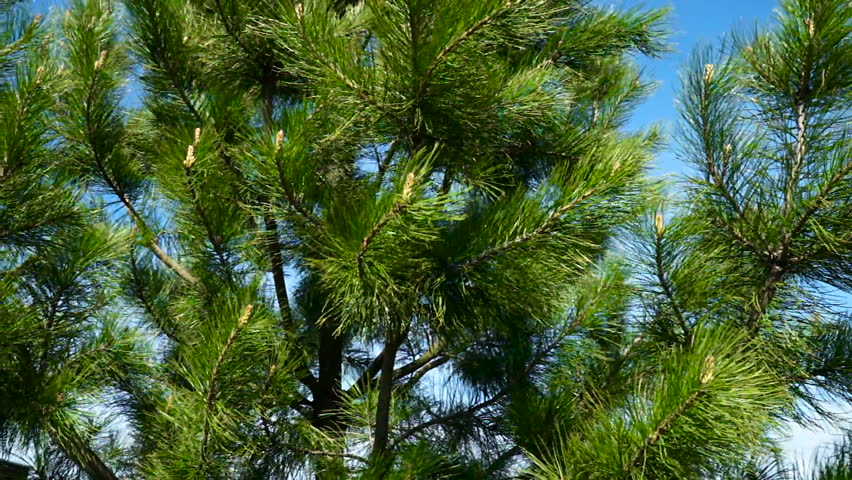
[
  {"left": 619, "top": 0, "right": 778, "bottom": 175},
  {"left": 22, "top": 0, "right": 849, "bottom": 468}
]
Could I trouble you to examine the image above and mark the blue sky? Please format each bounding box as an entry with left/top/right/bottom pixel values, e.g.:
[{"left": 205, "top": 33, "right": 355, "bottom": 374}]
[
  {"left": 622, "top": 0, "right": 778, "bottom": 174},
  {"left": 20, "top": 0, "right": 849, "bottom": 468}
]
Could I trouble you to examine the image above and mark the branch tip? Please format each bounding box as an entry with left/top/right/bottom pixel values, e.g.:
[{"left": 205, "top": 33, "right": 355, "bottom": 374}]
[{"left": 184, "top": 144, "right": 196, "bottom": 169}]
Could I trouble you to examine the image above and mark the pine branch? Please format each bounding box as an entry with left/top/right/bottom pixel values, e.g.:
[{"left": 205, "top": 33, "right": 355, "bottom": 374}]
[
  {"left": 450, "top": 188, "right": 597, "bottom": 273},
  {"left": 183, "top": 149, "right": 232, "bottom": 275},
  {"left": 0, "top": 15, "right": 41, "bottom": 59},
  {"left": 348, "top": 324, "right": 417, "bottom": 396},
  {"left": 371, "top": 329, "right": 402, "bottom": 459},
  {"left": 713, "top": 215, "right": 767, "bottom": 259},
  {"left": 211, "top": 0, "right": 260, "bottom": 64},
  {"left": 134, "top": 0, "right": 203, "bottom": 123},
  {"left": 258, "top": 73, "right": 297, "bottom": 327},
  {"left": 292, "top": 13, "right": 385, "bottom": 113},
  {"left": 148, "top": 239, "right": 200, "bottom": 286},
  {"left": 36, "top": 285, "right": 69, "bottom": 373},
  {"left": 398, "top": 356, "right": 449, "bottom": 392},
  {"left": 624, "top": 389, "right": 706, "bottom": 476},
  {"left": 172, "top": 72, "right": 203, "bottom": 124},
  {"left": 392, "top": 338, "right": 445, "bottom": 381},
  {"left": 486, "top": 445, "right": 522, "bottom": 476},
  {"left": 359, "top": 203, "right": 406, "bottom": 260},
  {"left": 697, "top": 68, "right": 756, "bottom": 240},
  {"left": 653, "top": 215, "right": 691, "bottom": 344},
  {"left": 701, "top": 146, "right": 741, "bottom": 218},
  {"left": 748, "top": 263, "right": 785, "bottom": 330},
  {"left": 349, "top": 339, "right": 446, "bottom": 401},
  {"left": 274, "top": 139, "right": 322, "bottom": 227},
  {"left": 201, "top": 304, "right": 253, "bottom": 464},
  {"left": 58, "top": 340, "right": 115, "bottom": 377},
  {"left": 625, "top": 357, "right": 716, "bottom": 475},
  {"left": 375, "top": 140, "right": 397, "bottom": 185},
  {"left": 440, "top": 168, "right": 453, "bottom": 195},
  {"left": 357, "top": 175, "right": 414, "bottom": 264},
  {"left": 310, "top": 319, "right": 345, "bottom": 431},
  {"left": 262, "top": 214, "right": 294, "bottom": 325},
  {"left": 0, "top": 210, "right": 79, "bottom": 243},
  {"left": 94, "top": 136, "right": 199, "bottom": 286},
  {"left": 2, "top": 54, "right": 46, "bottom": 181},
  {"left": 80, "top": 58, "right": 199, "bottom": 285},
  {"left": 289, "top": 446, "right": 368, "bottom": 463},
  {"left": 418, "top": 3, "right": 508, "bottom": 97},
  {"left": 782, "top": 20, "right": 815, "bottom": 219},
  {"left": 128, "top": 248, "right": 180, "bottom": 342},
  {"left": 392, "top": 317, "right": 583, "bottom": 448},
  {"left": 787, "top": 160, "right": 852, "bottom": 247},
  {"left": 138, "top": 12, "right": 205, "bottom": 125},
  {"left": 105, "top": 162, "right": 199, "bottom": 284},
  {"left": 349, "top": 348, "right": 385, "bottom": 395},
  {"left": 392, "top": 386, "right": 507, "bottom": 447},
  {"left": 47, "top": 419, "right": 119, "bottom": 480},
  {"left": 742, "top": 23, "right": 826, "bottom": 330}
]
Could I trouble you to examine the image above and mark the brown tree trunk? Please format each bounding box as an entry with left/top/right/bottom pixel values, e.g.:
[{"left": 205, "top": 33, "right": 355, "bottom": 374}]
[
  {"left": 311, "top": 319, "right": 347, "bottom": 479},
  {"left": 371, "top": 329, "right": 402, "bottom": 464}
]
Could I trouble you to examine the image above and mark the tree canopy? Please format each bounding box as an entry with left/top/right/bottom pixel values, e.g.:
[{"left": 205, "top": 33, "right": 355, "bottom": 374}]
[{"left": 0, "top": 0, "right": 850, "bottom": 478}]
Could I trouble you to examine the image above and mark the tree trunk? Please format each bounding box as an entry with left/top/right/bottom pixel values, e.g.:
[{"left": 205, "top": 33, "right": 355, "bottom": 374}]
[
  {"left": 311, "top": 319, "right": 346, "bottom": 479},
  {"left": 371, "top": 329, "right": 401, "bottom": 464}
]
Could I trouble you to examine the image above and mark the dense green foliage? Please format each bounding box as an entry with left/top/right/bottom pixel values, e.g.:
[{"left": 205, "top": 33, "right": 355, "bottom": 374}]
[{"left": 0, "top": 0, "right": 849, "bottom": 478}]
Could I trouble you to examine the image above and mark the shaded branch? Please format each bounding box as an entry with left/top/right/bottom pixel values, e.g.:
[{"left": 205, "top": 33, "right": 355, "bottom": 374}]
[
  {"left": 375, "top": 140, "right": 397, "bottom": 185},
  {"left": 47, "top": 420, "right": 119, "bottom": 480},
  {"left": 391, "top": 317, "right": 583, "bottom": 448},
  {"left": 393, "top": 339, "right": 445, "bottom": 381},
  {"left": 289, "top": 446, "right": 368, "bottom": 464},
  {"left": 653, "top": 217, "right": 691, "bottom": 344},
  {"left": 372, "top": 329, "right": 403, "bottom": 458},
  {"left": 262, "top": 214, "right": 293, "bottom": 325},
  {"left": 211, "top": 0, "right": 261, "bottom": 65},
  {"left": 128, "top": 247, "right": 180, "bottom": 342},
  {"left": 399, "top": 356, "right": 449, "bottom": 392}
]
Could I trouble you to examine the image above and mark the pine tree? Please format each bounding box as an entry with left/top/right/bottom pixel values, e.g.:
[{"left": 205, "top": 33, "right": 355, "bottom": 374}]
[
  {"left": 1, "top": 1, "right": 141, "bottom": 479},
  {"left": 1, "top": 0, "right": 849, "bottom": 478},
  {"left": 3, "top": 0, "right": 669, "bottom": 477},
  {"left": 529, "top": 0, "right": 852, "bottom": 478}
]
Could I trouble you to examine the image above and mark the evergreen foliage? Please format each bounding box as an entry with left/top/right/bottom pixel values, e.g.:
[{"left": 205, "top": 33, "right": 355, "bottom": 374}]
[{"left": 0, "top": 0, "right": 849, "bottom": 478}]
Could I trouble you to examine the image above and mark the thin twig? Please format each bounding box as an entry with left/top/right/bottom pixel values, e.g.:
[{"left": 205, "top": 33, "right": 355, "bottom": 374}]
[{"left": 392, "top": 316, "right": 584, "bottom": 448}]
